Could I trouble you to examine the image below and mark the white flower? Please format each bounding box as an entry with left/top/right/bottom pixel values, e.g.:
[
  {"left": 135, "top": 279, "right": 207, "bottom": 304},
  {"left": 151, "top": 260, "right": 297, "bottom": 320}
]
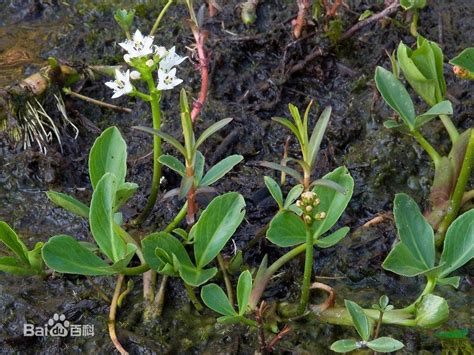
[
  {"left": 105, "top": 69, "right": 133, "bottom": 98},
  {"left": 159, "top": 46, "right": 187, "bottom": 72},
  {"left": 118, "top": 29, "right": 154, "bottom": 59},
  {"left": 157, "top": 68, "right": 183, "bottom": 91},
  {"left": 130, "top": 70, "right": 141, "bottom": 80},
  {"left": 154, "top": 46, "right": 167, "bottom": 57}
]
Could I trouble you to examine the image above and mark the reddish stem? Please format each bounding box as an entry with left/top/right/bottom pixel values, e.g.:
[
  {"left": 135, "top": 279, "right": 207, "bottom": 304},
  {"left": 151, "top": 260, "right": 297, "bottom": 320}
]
[
  {"left": 326, "top": 0, "right": 342, "bottom": 17},
  {"left": 266, "top": 325, "right": 291, "bottom": 352},
  {"left": 208, "top": 1, "right": 218, "bottom": 17},
  {"left": 185, "top": 165, "right": 198, "bottom": 225},
  {"left": 292, "top": 0, "right": 310, "bottom": 38},
  {"left": 190, "top": 27, "right": 209, "bottom": 123}
]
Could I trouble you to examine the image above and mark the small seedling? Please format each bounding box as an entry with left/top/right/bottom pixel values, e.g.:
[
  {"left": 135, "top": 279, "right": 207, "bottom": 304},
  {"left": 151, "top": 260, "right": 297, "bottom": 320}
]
[
  {"left": 400, "top": 0, "right": 426, "bottom": 37},
  {"left": 201, "top": 270, "right": 255, "bottom": 326},
  {"left": 375, "top": 37, "right": 474, "bottom": 245},
  {"left": 262, "top": 102, "right": 333, "bottom": 190},
  {"left": 142, "top": 192, "right": 245, "bottom": 288},
  {"left": 383, "top": 193, "right": 474, "bottom": 312},
  {"left": 330, "top": 300, "right": 404, "bottom": 353}
]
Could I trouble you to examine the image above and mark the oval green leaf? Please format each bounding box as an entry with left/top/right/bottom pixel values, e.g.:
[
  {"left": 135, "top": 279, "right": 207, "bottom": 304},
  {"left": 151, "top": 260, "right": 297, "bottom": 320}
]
[
  {"left": 201, "top": 283, "right": 237, "bottom": 317},
  {"left": 46, "top": 191, "right": 89, "bottom": 218},
  {"left": 193, "top": 192, "right": 245, "bottom": 269},
  {"left": 375, "top": 66, "right": 416, "bottom": 129},
  {"left": 266, "top": 210, "right": 306, "bottom": 247},
  {"left": 311, "top": 166, "right": 354, "bottom": 238},
  {"left": 345, "top": 300, "right": 371, "bottom": 341},
  {"left": 200, "top": 155, "right": 243, "bottom": 187},
  {"left": 367, "top": 337, "right": 404, "bottom": 352},
  {"left": 90, "top": 173, "right": 127, "bottom": 263},
  {"left": 237, "top": 270, "right": 252, "bottom": 315},
  {"left": 42, "top": 235, "right": 115, "bottom": 276},
  {"left": 263, "top": 176, "right": 283, "bottom": 209},
  {"left": 89, "top": 126, "right": 127, "bottom": 189},
  {"left": 439, "top": 209, "right": 474, "bottom": 278}
]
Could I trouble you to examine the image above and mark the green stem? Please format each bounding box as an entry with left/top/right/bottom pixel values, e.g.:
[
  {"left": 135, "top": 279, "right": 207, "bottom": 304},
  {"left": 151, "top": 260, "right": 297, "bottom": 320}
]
[
  {"left": 132, "top": 90, "right": 151, "bottom": 102},
  {"left": 249, "top": 234, "right": 330, "bottom": 309},
  {"left": 113, "top": 223, "right": 145, "bottom": 263},
  {"left": 164, "top": 202, "right": 188, "bottom": 233},
  {"left": 409, "top": 10, "right": 419, "bottom": 37},
  {"left": 149, "top": 0, "right": 174, "bottom": 36},
  {"left": 400, "top": 277, "right": 437, "bottom": 313},
  {"left": 297, "top": 225, "right": 314, "bottom": 315},
  {"left": 122, "top": 263, "right": 150, "bottom": 276},
  {"left": 373, "top": 310, "right": 384, "bottom": 340},
  {"left": 412, "top": 130, "right": 442, "bottom": 169},
  {"left": 439, "top": 114, "right": 460, "bottom": 144},
  {"left": 240, "top": 317, "right": 258, "bottom": 328},
  {"left": 436, "top": 129, "right": 474, "bottom": 245},
  {"left": 134, "top": 83, "right": 162, "bottom": 225},
  {"left": 314, "top": 307, "right": 416, "bottom": 327},
  {"left": 217, "top": 254, "right": 234, "bottom": 306},
  {"left": 184, "top": 282, "right": 203, "bottom": 311}
]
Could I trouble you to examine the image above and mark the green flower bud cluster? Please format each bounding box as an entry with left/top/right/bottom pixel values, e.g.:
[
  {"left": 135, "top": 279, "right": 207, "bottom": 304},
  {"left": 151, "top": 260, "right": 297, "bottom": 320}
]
[{"left": 296, "top": 191, "right": 326, "bottom": 225}]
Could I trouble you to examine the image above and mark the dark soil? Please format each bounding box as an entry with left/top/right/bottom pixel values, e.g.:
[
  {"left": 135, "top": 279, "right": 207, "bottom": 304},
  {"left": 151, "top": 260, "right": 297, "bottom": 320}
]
[{"left": 0, "top": 0, "right": 472, "bottom": 354}]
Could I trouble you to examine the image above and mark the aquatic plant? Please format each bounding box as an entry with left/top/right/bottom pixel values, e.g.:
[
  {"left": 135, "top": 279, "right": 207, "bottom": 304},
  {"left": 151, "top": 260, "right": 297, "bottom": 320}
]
[
  {"left": 375, "top": 36, "right": 474, "bottom": 245},
  {"left": 106, "top": 8, "right": 186, "bottom": 225},
  {"left": 308, "top": 193, "right": 473, "bottom": 344},
  {"left": 256, "top": 102, "right": 354, "bottom": 314},
  {"left": 135, "top": 88, "right": 242, "bottom": 225},
  {"left": 400, "top": 0, "right": 426, "bottom": 36},
  {"left": 330, "top": 299, "right": 404, "bottom": 353}
]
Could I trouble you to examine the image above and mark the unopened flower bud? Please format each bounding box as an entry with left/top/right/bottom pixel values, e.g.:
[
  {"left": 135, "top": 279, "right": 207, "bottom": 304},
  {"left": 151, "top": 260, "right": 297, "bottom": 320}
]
[
  {"left": 305, "top": 205, "right": 313, "bottom": 213},
  {"left": 124, "top": 54, "right": 131, "bottom": 63},
  {"left": 315, "top": 212, "right": 326, "bottom": 220},
  {"left": 146, "top": 59, "right": 154, "bottom": 67},
  {"left": 301, "top": 191, "right": 316, "bottom": 202},
  {"left": 296, "top": 200, "right": 302, "bottom": 208},
  {"left": 313, "top": 198, "right": 320, "bottom": 206},
  {"left": 304, "top": 215, "right": 312, "bottom": 224},
  {"left": 130, "top": 71, "right": 141, "bottom": 80}
]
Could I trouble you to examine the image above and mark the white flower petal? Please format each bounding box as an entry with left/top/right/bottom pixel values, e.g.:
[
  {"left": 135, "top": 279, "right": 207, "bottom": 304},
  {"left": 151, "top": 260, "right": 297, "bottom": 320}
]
[
  {"left": 118, "top": 29, "right": 155, "bottom": 59},
  {"left": 159, "top": 46, "right": 187, "bottom": 72},
  {"left": 105, "top": 69, "right": 133, "bottom": 98}
]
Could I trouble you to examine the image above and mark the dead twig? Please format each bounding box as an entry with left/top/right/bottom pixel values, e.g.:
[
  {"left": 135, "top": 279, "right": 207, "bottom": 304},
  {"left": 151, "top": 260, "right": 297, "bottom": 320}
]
[
  {"left": 340, "top": 0, "right": 400, "bottom": 41},
  {"left": 308, "top": 282, "right": 335, "bottom": 313},
  {"left": 63, "top": 88, "right": 132, "bottom": 113}
]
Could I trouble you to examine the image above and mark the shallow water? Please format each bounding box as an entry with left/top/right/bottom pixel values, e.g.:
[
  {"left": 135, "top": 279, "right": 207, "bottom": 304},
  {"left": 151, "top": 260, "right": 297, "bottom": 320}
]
[{"left": 0, "top": 0, "right": 472, "bottom": 353}]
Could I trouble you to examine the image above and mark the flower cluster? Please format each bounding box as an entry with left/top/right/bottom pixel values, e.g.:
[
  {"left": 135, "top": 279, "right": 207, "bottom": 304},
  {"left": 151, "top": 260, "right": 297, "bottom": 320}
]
[
  {"left": 105, "top": 30, "right": 186, "bottom": 98},
  {"left": 296, "top": 191, "right": 326, "bottom": 225}
]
